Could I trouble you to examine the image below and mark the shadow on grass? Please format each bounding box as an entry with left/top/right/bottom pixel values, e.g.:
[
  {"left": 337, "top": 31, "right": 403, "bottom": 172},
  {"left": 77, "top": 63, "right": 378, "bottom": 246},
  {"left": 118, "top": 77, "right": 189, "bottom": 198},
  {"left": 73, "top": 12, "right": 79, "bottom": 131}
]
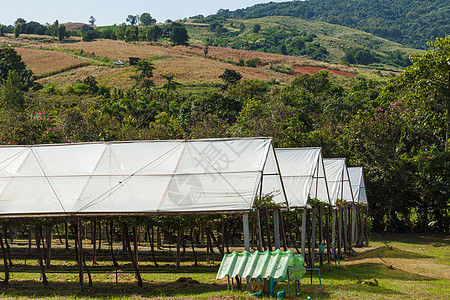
[
  {"left": 0, "top": 279, "right": 228, "bottom": 298},
  {"left": 352, "top": 246, "right": 433, "bottom": 260},
  {"left": 371, "top": 234, "right": 450, "bottom": 248}
]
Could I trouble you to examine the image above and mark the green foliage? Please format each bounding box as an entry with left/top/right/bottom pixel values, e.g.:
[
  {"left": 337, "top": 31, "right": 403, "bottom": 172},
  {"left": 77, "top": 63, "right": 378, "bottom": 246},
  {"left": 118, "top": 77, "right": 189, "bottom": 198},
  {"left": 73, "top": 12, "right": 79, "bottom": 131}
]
[
  {"left": 130, "top": 59, "right": 155, "bottom": 94},
  {"left": 58, "top": 25, "right": 66, "bottom": 42},
  {"left": 169, "top": 23, "right": 189, "bottom": 45},
  {"left": 252, "top": 23, "right": 261, "bottom": 33},
  {"left": 254, "top": 191, "right": 284, "bottom": 208},
  {"left": 14, "top": 22, "right": 21, "bottom": 38},
  {"left": 215, "top": 0, "right": 449, "bottom": 49},
  {"left": 0, "top": 47, "right": 33, "bottom": 88},
  {"left": 219, "top": 69, "right": 242, "bottom": 85},
  {"left": 140, "top": 13, "right": 156, "bottom": 26}
]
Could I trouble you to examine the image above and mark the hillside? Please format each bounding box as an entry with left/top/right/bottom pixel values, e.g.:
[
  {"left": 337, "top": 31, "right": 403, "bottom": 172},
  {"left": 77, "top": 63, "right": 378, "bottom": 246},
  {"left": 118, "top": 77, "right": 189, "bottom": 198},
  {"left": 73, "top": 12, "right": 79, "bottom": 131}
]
[
  {"left": 0, "top": 33, "right": 380, "bottom": 92},
  {"left": 213, "top": 0, "right": 449, "bottom": 49},
  {"left": 186, "top": 16, "right": 420, "bottom": 70}
]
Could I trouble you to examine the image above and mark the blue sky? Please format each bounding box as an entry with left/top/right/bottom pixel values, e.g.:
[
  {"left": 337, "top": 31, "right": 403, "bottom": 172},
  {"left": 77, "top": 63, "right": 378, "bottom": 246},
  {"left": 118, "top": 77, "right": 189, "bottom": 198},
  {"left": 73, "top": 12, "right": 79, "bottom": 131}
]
[{"left": 0, "top": 0, "right": 290, "bottom": 26}]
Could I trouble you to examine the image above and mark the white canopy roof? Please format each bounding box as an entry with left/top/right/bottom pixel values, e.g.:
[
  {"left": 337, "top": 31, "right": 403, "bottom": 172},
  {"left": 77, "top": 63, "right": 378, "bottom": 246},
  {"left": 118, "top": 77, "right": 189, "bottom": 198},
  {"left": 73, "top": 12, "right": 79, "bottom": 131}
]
[
  {"left": 347, "top": 167, "right": 367, "bottom": 204},
  {"left": 265, "top": 148, "right": 330, "bottom": 208},
  {"left": 315, "top": 158, "right": 354, "bottom": 206},
  {"left": 0, "top": 138, "right": 286, "bottom": 217}
]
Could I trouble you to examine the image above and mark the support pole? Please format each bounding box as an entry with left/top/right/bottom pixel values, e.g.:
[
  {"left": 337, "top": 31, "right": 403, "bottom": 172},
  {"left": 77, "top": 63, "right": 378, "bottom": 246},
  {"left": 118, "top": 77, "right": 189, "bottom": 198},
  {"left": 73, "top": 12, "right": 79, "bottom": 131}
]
[
  {"left": 176, "top": 227, "right": 181, "bottom": 268},
  {"left": 279, "top": 210, "right": 288, "bottom": 251},
  {"left": 273, "top": 209, "right": 281, "bottom": 250},
  {"left": 92, "top": 219, "right": 97, "bottom": 265},
  {"left": 0, "top": 230, "right": 9, "bottom": 286},
  {"left": 311, "top": 208, "right": 317, "bottom": 267},
  {"left": 343, "top": 205, "right": 348, "bottom": 253},
  {"left": 264, "top": 207, "right": 272, "bottom": 251},
  {"left": 338, "top": 207, "right": 343, "bottom": 259},
  {"left": 243, "top": 214, "right": 250, "bottom": 252},
  {"left": 76, "top": 220, "right": 84, "bottom": 291},
  {"left": 36, "top": 225, "right": 49, "bottom": 286},
  {"left": 256, "top": 209, "right": 263, "bottom": 251},
  {"left": 319, "top": 206, "right": 323, "bottom": 265},
  {"left": 125, "top": 225, "right": 143, "bottom": 287},
  {"left": 65, "top": 221, "right": 69, "bottom": 249},
  {"left": 351, "top": 204, "right": 356, "bottom": 247},
  {"left": 301, "top": 209, "right": 307, "bottom": 259}
]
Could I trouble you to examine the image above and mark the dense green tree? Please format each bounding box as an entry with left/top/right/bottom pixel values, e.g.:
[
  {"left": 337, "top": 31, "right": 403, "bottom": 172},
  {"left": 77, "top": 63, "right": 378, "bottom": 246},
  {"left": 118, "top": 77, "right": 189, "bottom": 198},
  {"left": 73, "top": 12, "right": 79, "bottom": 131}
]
[
  {"left": 0, "top": 47, "right": 33, "bottom": 88},
  {"left": 169, "top": 23, "right": 189, "bottom": 45},
  {"left": 390, "top": 36, "right": 450, "bottom": 148},
  {"left": 14, "top": 22, "right": 21, "bottom": 38},
  {"left": 126, "top": 15, "right": 139, "bottom": 26},
  {"left": 130, "top": 59, "right": 155, "bottom": 94},
  {"left": 58, "top": 25, "right": 66, "bottom": 42},
  {"left": 252, "top": 23, "right": 261, "bottom": 33},
  {"left": 147, "top": 25, "right": 162, "bottom": 42},
  {"left": 140, "top": 13, "right": 155, "bottom": 26},
  {"left": 219, "top": 69, "right": 242, "bottom": 86}
]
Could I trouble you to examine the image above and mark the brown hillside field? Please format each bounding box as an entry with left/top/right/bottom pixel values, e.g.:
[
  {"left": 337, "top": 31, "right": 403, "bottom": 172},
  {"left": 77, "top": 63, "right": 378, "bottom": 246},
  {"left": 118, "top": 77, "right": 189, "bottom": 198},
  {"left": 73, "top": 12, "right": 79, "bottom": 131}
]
[
  {"left": 1, "top": 36, "right": 363, "bottom": 89},
  {"left": 15, "top": 48, "right": 90, "bottom": 77}
]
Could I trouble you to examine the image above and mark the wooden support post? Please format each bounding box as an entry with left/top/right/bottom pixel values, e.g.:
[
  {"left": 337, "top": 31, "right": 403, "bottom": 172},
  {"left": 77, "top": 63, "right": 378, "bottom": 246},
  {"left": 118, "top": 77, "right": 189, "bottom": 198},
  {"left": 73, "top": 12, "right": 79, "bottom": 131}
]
[
  {"left": 364, "top": 206, "right": 369, "bottom": 246},
  {"left": 46, "top": 225, "right": 51, "bottom": 268},
  {"left": 98, "top": 221, "right": 102, "bottom": 250},
  {"left": 3, "top": 228, "right": 13, "bottom": 267},
  {"left": 92, "top": 219, "right": 97, "bottom": 265},
  {"left": 190, "top": 227, "right": 198, "bottom": 266},
  {"left": 332, "top": 208, "right": 336, "bottom": 255},
  {"left": 176, "top": 227, "right": 181, "bottom": 268},
  {"left": 256, "top": 209, "right": 263, "bottom": 251},
  {"left": 301, "top": 209, "right": 306, "bottom": 259},
  {"left": 133, "top": 226, "right": 139, "bottom": 264},
  {"left": 0, "top": 230, "right": 9, "bottom": 286},
  {"left": 360, "top": 206, "right": 365, "bottom": 247},
  {"left": 338, "top": 207, "right": 343, "bottom": 259},
  {"left": 279, "top": 210, "right": 288, "bottom": 251},
  {"left": 36, "top": 225, "right": 49, "bottom": 286},
  {"left": 107, "top": 221, "right": 118, "bottom": 267},
  {"left": 343, "top": 205, "right": 348, "bottom": 253},
  {"left": 26, "top": 226, "right": 32, "bottom": 265},
  {"left": 243, "top": 214, "right": 250, "bottom": 252},
  {"left": 311, "top": 208, "right": 317, "bottom": 267},
  {"left": 355, "top": 205, "right": 360, "bottom": 246},
  {"left": 351, "top": 204, "right": 356, "bottom": 247},
  {"left": 319, "top": 206, "right": 323, "bottom": 265},
  {"left": 264, "top": 207, "right": 272, "bottom": 251},
  {"left": 65, "top": 221, "right": 69, "bottom": 249},
  {"left": 76, "top": 220, "right": 84, "bottom": 291},
  {"left": 273, "top": 209, "right": 281, "bottom": 250},
  {"left": 326, "top": 208, "right": 331, "bottom": 263},
  {"left": 124, "top": 225, "right": 143, "bottom": 287},
  {"left": 306, "top": 209, "right": 312, "bottom": 266}
]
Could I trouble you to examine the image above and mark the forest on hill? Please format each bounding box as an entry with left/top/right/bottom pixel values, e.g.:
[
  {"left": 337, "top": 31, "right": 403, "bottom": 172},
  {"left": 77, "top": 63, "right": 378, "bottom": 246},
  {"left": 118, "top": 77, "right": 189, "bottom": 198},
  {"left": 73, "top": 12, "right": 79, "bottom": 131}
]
[
  {"left": 214, "top": 0, "right": 449, "bottom": 49},
  {"left": 0, "top": 36, "right": 449, "bottom": 233}
]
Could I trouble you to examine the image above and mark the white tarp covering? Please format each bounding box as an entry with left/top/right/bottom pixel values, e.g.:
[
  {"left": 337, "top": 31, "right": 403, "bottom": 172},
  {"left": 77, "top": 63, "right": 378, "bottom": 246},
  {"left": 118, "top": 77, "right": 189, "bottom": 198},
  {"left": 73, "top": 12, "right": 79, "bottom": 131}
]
[
  {"left": 264, "top": 148, "right": 330, "bottom": 208},
  {"left": 0, "top": 138, "right": 286, "bottom": 217},
  {"left": 313, "top": 158, "right": 354, "bottom": 206},
  {"left": 347, "top": 167, "right": 367, "bottom": 204}
]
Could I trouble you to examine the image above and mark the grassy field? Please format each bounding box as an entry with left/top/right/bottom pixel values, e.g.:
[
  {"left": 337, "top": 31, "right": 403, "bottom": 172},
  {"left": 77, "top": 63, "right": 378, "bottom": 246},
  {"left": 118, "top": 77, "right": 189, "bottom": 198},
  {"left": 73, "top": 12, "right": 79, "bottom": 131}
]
[{"left": 0, "top": 234, "right": 447, "bottom": 299}]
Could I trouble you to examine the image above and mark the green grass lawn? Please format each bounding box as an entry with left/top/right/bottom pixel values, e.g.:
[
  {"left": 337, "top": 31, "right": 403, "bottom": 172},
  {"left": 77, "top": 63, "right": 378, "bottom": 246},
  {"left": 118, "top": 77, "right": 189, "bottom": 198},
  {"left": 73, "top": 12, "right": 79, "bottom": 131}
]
[{"left": 0, "top": 234, "right": 448, "bottom": 299}]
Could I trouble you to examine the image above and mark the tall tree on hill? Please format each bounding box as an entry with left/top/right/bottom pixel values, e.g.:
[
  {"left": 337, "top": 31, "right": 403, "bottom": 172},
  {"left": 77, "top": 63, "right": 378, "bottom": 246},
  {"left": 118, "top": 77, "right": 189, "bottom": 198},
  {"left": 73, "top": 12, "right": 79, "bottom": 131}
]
[
  {"left": 14, "top": 22, "right": 21, "bottom": 38},
  {"left": 89, "top": 16, "right": 96, "bottom": 26},
  {"left": 169, "top": 23, "right": 189, "bottom": 46},
  {"left": 58, "top": 25, "right": 66, "bottom": 42},
  {"left": 126, "top": 15, "right": 140, "bottom": 26},
  {"left": 140, "top": 13, "right": 155, "bottom": 26}
]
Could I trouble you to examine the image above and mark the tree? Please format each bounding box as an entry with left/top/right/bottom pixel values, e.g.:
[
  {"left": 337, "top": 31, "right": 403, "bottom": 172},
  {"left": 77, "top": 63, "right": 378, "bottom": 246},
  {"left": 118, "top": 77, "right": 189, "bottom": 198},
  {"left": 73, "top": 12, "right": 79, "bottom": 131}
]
[
  {"left": 51, "top": 20, "right": 59, "bottom": 39},
  {"left": 130, "top": 59, "right": 155, "bottom": 94},
  {"left": 58, "top": 25, "right": 66, "bottom": 42},
  {"left": 252, "top": 23, "right": 261, "bottom": 33},
  {"left": 0, "top": 25, "right": 5, "bottom": 36},
  {"left": 169, "top": 23, "right": 189, "bottom": 45},
  {"left": 14, "top": 22, "right": 22, "bottom": 38},
  {"left": 391, "top": 36, "right": 450, "bottom": 148},
  {"left": 161, "top": 74, "right": 180, "bottom": 93},
  {"left": 0, "top": 47, "right": 33, "bottom": 88},
  {"left": 126, "top": 15, "right": 139, "bottom": 26},
  {"left": 89, "top": 16, "right": 96, "bottom": 26},
  {"left": 147, "top": 25, "right": 162, "bottom": 42},
  {"left": 219, "top": 69, "right": 242, "bottom": 85},
  {"left": 0, "top": 70, "right": 26, "bottom": 113},
  {"left": 140, "top": 13, "right": 155, "bottom": 26}
]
